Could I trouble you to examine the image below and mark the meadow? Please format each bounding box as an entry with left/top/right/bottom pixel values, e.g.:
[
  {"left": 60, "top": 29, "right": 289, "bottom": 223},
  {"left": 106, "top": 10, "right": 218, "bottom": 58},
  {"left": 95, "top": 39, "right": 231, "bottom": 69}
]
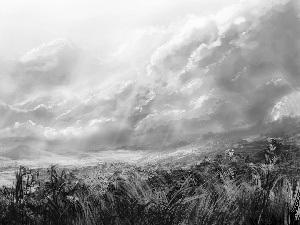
[{"left": 1, "top": 138, "right": 300, "bottom": 225}]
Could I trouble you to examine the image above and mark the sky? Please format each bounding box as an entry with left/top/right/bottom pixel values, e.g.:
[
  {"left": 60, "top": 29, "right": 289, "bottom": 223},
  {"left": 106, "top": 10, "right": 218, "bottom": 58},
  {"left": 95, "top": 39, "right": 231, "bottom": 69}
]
[
  {"left": 0, "top": 0, "right": 300, "bottom": 153},
  {"left": 0, "top": 0, "right": 240, "bottom": 58}
]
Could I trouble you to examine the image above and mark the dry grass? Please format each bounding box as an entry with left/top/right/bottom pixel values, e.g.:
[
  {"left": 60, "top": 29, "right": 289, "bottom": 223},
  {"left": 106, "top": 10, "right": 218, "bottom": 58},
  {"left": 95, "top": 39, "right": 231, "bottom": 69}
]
[{"left": 1, "top": 139, "right": 300, "bottom": 225}]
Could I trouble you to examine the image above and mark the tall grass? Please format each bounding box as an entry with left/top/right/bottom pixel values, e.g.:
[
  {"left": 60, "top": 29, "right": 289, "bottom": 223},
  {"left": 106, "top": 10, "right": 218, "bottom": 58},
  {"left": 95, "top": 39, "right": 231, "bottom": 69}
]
[{"left": 1, "top": 139, "right": 300, "bottom": 224}]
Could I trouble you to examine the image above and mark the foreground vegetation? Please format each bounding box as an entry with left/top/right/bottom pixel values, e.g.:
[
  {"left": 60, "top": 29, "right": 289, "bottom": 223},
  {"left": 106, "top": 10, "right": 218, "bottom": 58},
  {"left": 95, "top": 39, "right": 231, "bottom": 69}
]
[{"left": 1, "top": 138, "right": 300, "bottom": 224}]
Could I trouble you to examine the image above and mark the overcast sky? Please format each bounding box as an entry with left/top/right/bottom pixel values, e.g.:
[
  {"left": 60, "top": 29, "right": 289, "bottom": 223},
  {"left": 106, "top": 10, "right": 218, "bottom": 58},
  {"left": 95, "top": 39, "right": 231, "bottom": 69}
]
[
  {"left": 1, "top": 0, "right": 299, "bottom": 152},
  {"left": 0, "top": 0, "right": 240, "bottom": 58}
]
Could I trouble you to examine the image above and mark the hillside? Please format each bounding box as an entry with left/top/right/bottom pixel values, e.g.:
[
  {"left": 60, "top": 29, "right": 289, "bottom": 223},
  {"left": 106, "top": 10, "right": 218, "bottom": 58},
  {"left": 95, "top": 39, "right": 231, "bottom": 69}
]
[{"left": 0, "top": 145, "right": 52, "bottom": 160}]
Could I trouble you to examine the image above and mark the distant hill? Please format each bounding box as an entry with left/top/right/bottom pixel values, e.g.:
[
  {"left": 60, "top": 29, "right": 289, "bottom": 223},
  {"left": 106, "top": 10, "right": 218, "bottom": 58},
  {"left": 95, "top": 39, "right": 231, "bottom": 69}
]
[{"left": 0, "top": 145, "right": 52, "bottom": 160}]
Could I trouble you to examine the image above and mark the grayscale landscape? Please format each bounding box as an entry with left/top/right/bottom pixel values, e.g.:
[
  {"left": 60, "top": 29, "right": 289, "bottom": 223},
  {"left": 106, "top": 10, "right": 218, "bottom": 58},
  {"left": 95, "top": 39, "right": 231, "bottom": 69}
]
[{"left": 1, "top": 0, "right": 300, "bottom": 224}]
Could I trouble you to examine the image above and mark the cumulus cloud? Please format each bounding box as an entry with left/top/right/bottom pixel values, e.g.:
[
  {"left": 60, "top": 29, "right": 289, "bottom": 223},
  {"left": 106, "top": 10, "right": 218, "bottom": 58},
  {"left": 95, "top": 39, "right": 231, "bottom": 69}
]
[
  {"left": 133, "top": 0, "right": 300, "bottom": 145},
  {"left": 1, "top": 0, "right": 300, "bottom": 151}
]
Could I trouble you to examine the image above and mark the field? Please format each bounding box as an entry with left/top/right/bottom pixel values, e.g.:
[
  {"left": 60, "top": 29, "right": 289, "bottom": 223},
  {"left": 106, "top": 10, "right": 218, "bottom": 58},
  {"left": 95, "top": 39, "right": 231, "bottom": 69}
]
[{"left": 1, "top": 138, "right": 300, "bottom": 225}]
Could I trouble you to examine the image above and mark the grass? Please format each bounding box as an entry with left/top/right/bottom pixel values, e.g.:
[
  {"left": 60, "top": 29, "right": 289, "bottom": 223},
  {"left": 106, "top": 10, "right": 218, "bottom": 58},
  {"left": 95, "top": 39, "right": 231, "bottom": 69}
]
[{"left": 1, "top": 138, "right": 300, "bottom": 224}]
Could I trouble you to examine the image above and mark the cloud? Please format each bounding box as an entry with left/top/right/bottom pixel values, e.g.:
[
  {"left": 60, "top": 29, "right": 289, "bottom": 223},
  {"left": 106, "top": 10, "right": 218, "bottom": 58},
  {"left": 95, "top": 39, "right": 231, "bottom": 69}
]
[
  {"left": 0, "top": 120, "right": 45, "bottom": 139},
  {"left": 130, "top": 0, "right": 300, "bottom": 144},
  {"left": 0, "top": 38, "right": 109, "bottom": 106},
  {"left": 1, "top": 0, "right": 300, "bottom": 151}
]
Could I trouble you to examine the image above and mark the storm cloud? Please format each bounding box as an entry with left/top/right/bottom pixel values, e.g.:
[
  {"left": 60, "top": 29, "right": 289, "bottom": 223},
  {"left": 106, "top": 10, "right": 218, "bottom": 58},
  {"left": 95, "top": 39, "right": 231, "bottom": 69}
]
[{"left": 0, "top": 0, "right": 300, "bottom": 151}]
